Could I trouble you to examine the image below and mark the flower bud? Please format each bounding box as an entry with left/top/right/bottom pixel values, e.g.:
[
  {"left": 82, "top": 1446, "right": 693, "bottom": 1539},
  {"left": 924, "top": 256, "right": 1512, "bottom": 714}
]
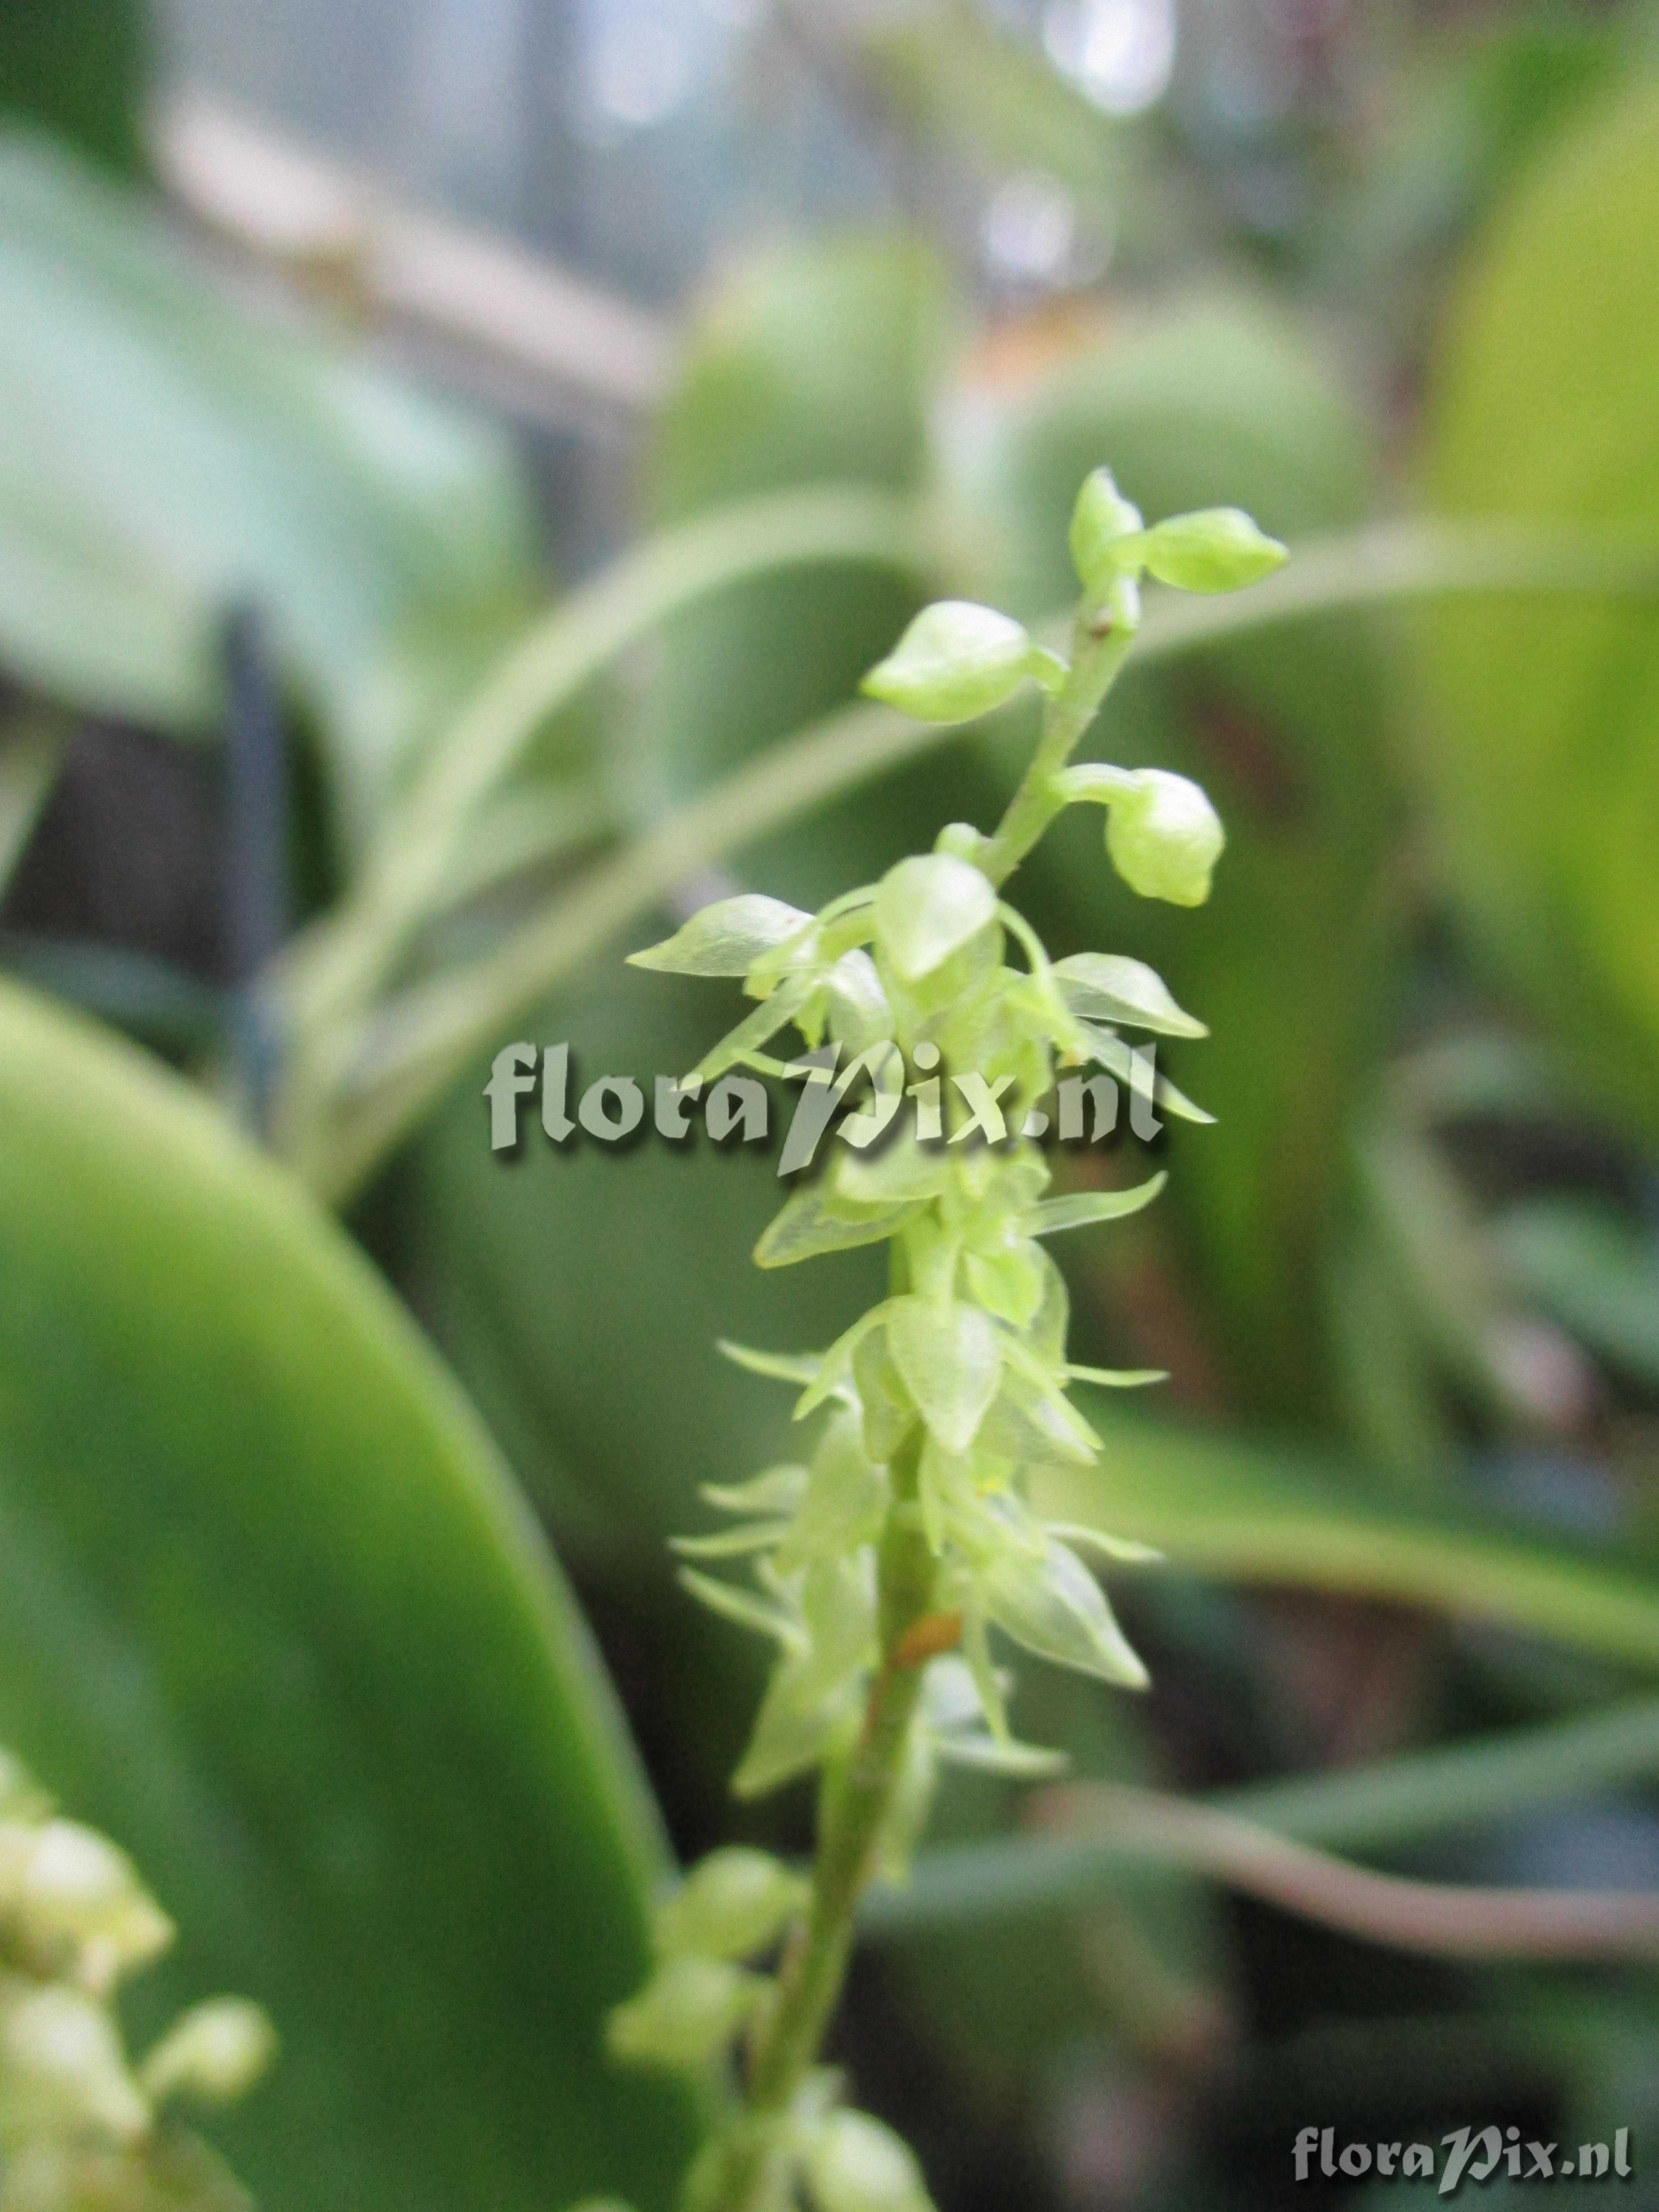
[
  {"left": 138, "top": 1998, "right": 276, "bottom": 2107},
  {"left": 606, "top": 1956, "right": 762, "bottom": 2073},
  {"left": 653, "top": 1849, "right": 805, "bottom": 1963},
  {"left": 932, "top": 822, "right": 982, "bottom": 864},
  {"left": 873, "top": 854, "right": 997, "bottom": 984},
  {"left": 12, "top": 1823, "right": 172, "bottom": 1991},
  {"left": 804, "top": 2110, "right": 936, "bottom": 2212},
  {"left": 1104, "top": 770, "right": 1224, "bottom": 906},
  {"left": 1135, "top": 507, "right": 1287, "bottom": 594},
  {"left": 0, "top": 1983, "right": 149, "bottom": 2146},
  {"left": 1067, "top": 468, "right": 1144, "bottom": 595},
  {"left": 862, "top": 602, "right": 1037, "bottom": 722}
]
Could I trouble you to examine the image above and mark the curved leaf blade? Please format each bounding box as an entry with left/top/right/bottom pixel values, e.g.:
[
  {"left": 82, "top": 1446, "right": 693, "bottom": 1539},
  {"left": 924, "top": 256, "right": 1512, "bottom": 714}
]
[{"left": 0, "top": 979, "right": 697, "bottom": 2211}]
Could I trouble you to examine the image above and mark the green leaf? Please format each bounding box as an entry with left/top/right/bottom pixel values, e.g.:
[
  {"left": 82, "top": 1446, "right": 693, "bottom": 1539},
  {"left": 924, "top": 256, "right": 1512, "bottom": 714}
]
[
  {"left": 0, "top": 980, "right": 697, "bottom": 2211},
  {"left": 1492, "top": 1198, "right": 1659, "bottom": 1393},
  {"left": 0, "top": 134, "right": 540, "bottom": 845},
  {"left": 872, "top": 854, "right": 997, "bottom": 984},
  {"left": 865, "top": 1694, "right": 1659, "bottom": 1937},
  {"left": 1034, "top": 1410, "right": 1659, "bottom": 1673},
  {"left": 886, "top": 1300, "right": 1004, "bottom": 1456},
  {"left": 1050, "top": 954, "right": 1206, "bottom": 1036},
  {"left": 628, "top": 895, "right": 813, "bottom": 978},
  {"left": 1418, "top": 79, "right": 1659, "bottom": 1148},
  {"left": 0, "top": 707, "right": 66, "bottom": 896},
  {"left": 0, "top": 0, "right": 147, "bottom": 175},
  {"left": 861, "top": 601, "right": 1036, "bottom": 723}
]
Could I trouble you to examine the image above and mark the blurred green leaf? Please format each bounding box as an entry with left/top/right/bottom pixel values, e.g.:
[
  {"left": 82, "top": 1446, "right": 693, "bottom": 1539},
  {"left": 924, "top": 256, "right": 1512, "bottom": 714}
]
[
  {"left": 1419, "top": 79, "right": 1659, "bottom": 1148},
  {"left": 0, "top": 0, "right": 148, "bottom": 174},
  {"left": 0, "top": 978, "right": 698, "bottom": 2211},
  {"left": 868, "top": 1692, "right": 1659, "bottom": 1934},
  {"left": 627, "top": 236, "right": 949, "bottom": 868},
  {"left": 402, "top": 240, "right": 956, "bottom": 1591},
  {"left": 0, "top": 706, "right": 67, "bottom": 893},
  {"left": 1035, "top": 1408, "right": 1659, "bottom": 1671},
  {"left": 648, "top": 235, "right": 953, "bottom": 523},
  {"left": 859, "top": 10, "right": 1116, "bottom": 199},
  {"left": 1493, "top": 1197, "right": 1659, "bottom": 1394},
  {"left": 0, "top": 132, "right": 541, "bottom": 849},
  {"left": 1323, "top": 15, "right": 1620, "bottom": 313},
  {"left": 412, "top": 966, "right": 883, "bottom": 1561}
]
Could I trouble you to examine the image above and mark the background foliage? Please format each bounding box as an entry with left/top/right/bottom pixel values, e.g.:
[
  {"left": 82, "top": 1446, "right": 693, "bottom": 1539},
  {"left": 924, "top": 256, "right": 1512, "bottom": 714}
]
[{"left": 3, "top": 3, "right": 1659, "bottom": 2207}]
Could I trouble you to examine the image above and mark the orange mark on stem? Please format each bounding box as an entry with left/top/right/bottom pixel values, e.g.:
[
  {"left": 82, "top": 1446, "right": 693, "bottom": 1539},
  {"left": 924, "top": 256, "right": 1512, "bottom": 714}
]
[{"left": 891, "top": 1610, "right": 964, "bottom": 1670}]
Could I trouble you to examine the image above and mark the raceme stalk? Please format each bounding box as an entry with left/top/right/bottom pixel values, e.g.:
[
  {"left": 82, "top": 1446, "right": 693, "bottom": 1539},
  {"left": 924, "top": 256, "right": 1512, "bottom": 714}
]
[{"left": 576, "top": 473, "right": 1285, "bottom": 2212}]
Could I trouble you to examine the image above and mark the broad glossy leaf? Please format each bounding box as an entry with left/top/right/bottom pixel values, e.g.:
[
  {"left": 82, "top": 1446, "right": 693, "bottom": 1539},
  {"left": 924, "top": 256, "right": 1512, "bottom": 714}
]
[
  {"left": 0, "top": 134, "right": 539, "bottom": 847},
  {"left": 1418, "top": 81, "right": 1659, "bottom": 1146},
  {"left": 0, "top": 979, "right": 697, "bottom": 2211}
]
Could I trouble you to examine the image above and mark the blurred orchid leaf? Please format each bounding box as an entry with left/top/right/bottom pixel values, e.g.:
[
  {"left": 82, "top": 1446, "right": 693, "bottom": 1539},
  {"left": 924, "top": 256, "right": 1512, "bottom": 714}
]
[
  {"left": 1418, "top": 80, "right": 1659, "bottom": 1148},
  {"left": 0, "top": 978, "right": 697, "bottom": 2212},
  {"left": 0, "top": 131, "right": 541, "bottom": 851}
]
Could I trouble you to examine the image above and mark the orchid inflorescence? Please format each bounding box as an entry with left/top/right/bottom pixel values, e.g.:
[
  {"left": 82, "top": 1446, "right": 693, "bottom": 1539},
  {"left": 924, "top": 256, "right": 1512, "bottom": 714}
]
[
  {"left": 0, "top": 1750, "right": 273, "bottom": 2212},
  {"left": 589, "top": 473, "right": 1285, "bottom": 2212}
]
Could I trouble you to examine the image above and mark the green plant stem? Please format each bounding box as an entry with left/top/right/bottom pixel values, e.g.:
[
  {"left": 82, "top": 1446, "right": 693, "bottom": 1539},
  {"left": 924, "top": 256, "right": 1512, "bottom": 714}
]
[
  {"left": 709, "top": 1426, "right": 939, "bottom": 2211},
  {"left": 979, "top": 574, "right": 1139, "bottom": 887}
]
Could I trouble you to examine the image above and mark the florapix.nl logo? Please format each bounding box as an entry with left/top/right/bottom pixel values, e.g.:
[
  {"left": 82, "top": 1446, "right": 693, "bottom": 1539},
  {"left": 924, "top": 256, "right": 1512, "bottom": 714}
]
[
  {"left": 1292, "top": 2126, "right": 1632, "bottom": 2194},
  {"left": 483, "top": 1035, "right": 1192, "bottom": 1172}
]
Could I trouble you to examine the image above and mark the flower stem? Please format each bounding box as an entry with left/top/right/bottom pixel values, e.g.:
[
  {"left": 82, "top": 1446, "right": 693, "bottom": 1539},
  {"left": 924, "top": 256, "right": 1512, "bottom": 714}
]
[
  {"left": 705, "top": 1425, "right": 937, "bottom": 2211},
  {"left": 977, "top": 574, "right": 1141, "bottom": 889}
]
